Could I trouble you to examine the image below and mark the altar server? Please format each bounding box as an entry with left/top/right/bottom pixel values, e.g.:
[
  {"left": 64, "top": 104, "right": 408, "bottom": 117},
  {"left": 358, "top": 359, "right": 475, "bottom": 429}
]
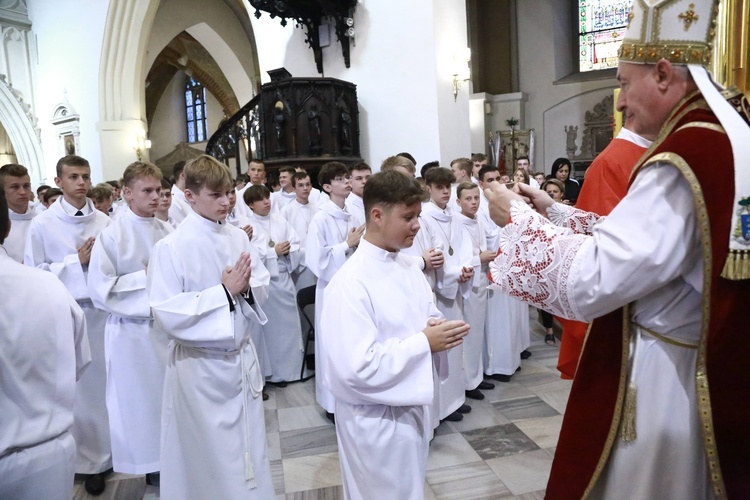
[
  {"left": 168, "top": 161, "right": 192, "bottom": 225},
  {"left": 322, "top": 171, "right": 469, "bottom": 499},
  {"left": 87, "top": 161, "right": 173, "bottom": 479},
  {"left": 24, "top": 155, "right": 112, "bottom": 492},
  {"left": 0, "top": 190, "right": 90, "bottom": 500},
  {"left": 0, "top": 163, "right": 37, "bottom": 262},
  {"left": 147, "top": 155, "right": 273, "bottom": 499},
  {"left": 344, "top": 162, "right": 371, "bottom": 227},
  {"left": 270, "top": 166, "right": 298, "bottom": 214},
  {"left": 282, "top": 171, "right": 318, "bottom": 290}
]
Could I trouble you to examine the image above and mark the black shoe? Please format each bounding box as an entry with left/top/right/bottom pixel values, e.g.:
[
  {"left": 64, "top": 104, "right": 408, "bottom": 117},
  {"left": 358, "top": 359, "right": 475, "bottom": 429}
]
[
  {"left": 84, "top": 473, "right": 107, "bottom": 496},
  {"left": 465, "top": 389, "right": 485, "bottom": 400},
  {"left": 267, "top": 381, "right": 288, "bottom": 388},
  {"left": 520, "top": 349, "right": 532, "bottom": 359},
  {"left": 444, "top": 411, "right": 463, "bottom": 422},
  {"left": 325, "top": 411, "right": 335, "bottom": 424},
  {"left": 145, "top": 472, "right": 160, "bottom": 486},
  {"left": 545, "top": 334, "right": 556, "bottom": 345},
  {"left": 490, "top": 373, "right": 512, "bottom": 382},
  {"left": 456, "top": 404, "right": 472, "bottom": 414},
  {"left": 478, "top": 381, "right": 495, "bottom": 390}
]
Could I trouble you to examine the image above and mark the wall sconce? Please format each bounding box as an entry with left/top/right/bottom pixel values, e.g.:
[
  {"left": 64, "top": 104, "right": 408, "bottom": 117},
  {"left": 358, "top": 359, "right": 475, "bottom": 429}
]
[
  {"left": 452, "top": 48, "right": 471, "bottom": 101},
  {"left": 132, "top": 129, "right": 152, "bottom": 161}
]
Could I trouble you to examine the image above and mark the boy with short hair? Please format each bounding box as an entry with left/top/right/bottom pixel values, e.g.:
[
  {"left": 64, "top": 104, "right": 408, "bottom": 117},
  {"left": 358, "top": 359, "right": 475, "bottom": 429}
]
[
  {"left": 43, "top": 188, "right": 63, "bottom": 208},
  {"left": 25, "top": 155, "right": 112, "bottom": 493},
  {"left": 270, "top": 165, "right": 297, "bottom": 214},
  {"left": 0, "top": 163, "right": 37, "bottom": 262},
  {"left": 245, "top": 184, "right": 305, "bottom": 383},
  {"left": 282, "top": 171, "right": 319, "bottom": 290},
  {"left": 381, "top": 155, "right": 416, "bottom": 177},
  {"left": 322, "top": 171, "right": 469, "bottom": 499},
  {"left": 470, "top": 153, "right": 488, "bottom": 182},
  {"left": 344, "top": 162, "right": 371, "bottom": 227},
  {"left": 88, "top": 184, "right": 114, "bottom": 216},
  {"left": 449, "top": 157, "right": 473, "bottom": 206},
  {"left": 421, "top": 167, "right": 474, "bottom": 422},
  {"left": 306, "top": 161, "right": 364, "bottom": 418},
  {"left": 455, "top": 182, "right": 497, "bottom": 399},
  {"left": 235, "top": 160, "right": 266, "bottom": 217},
  {"left": 147, "top": 155, "right": 273, "bottom": 499},
  {"left": 87, "top": 161, "right": 173, "bottom": 481}
]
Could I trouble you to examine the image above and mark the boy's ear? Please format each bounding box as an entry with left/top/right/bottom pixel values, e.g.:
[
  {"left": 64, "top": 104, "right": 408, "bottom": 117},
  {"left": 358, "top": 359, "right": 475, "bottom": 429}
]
[
  {"left": 322, "top": 183, "right": 332, "bottom": 194},
  {"left": 184, "top": 189, "right": 195, "bottom": 203}
]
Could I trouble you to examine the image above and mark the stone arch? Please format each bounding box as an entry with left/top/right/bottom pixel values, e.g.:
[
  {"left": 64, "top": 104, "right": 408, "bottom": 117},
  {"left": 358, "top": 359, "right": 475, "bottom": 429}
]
[{"left": 0, "top": 79, "right": 44, "bottom": 182}]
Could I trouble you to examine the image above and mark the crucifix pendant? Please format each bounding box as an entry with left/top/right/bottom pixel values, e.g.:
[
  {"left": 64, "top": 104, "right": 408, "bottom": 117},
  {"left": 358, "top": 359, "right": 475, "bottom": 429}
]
[{"left": 448, "top": 246, "right": 454, "bottom": 256}]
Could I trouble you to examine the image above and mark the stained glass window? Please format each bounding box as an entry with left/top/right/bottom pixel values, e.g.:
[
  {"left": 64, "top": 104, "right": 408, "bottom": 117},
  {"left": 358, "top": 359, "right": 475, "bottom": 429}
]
[
  {"left": 185, "top": 77, "right": 208, "bottom": 143},
  {"left": 578, "top": 0, "right": 632, "bottom": 72}
]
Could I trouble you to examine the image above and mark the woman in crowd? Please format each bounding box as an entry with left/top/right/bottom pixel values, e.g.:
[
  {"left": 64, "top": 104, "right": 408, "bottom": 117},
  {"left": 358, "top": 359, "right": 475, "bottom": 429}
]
[{"left": 548, "top": 158, "right": 579, "bottom": 205}]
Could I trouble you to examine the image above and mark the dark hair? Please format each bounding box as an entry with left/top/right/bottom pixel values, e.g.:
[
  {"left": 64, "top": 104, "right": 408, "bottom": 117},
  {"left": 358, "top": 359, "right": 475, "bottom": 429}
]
[
  {"left": 363, "top": 170, "right": 424, "bottom": 223},
  {"left": 478, "top": 165, "right": 500, "bottom": 182},
  {"left": 0, "top": 188, "right": 8, "bottom": 244},
  {"left": 550, "top": 157, "right": 573, "bottom": 179},
  {"left": 56, "top": 155, "right": 89, "bottom": 177},
  {"left": 291, "top": 171, "right": 310, "bottom": 188},
  {"left": 396, "top": 152, "right": 416, "bottom": 165},
  {"left": 0, "top": 163, "right": 29, "bottom": 180},
  {"left": 161, "top": 178, "right": 172, "bottom": 190},
  {"left": 456, "top": 181, "right": 479, "bottom": 199},
  {"left": 471, "top": 153, "right": 488, "bottom": 163},
  {"left": 349, "top": 162, "right": 372, "bottom": 174},
  {"left": 172, "top": 160, "right": 187, "bottom": 179},
  {"left": 43, "top": 188, "right": 63, "bottom": 204},
  {"left": 424, "top": 167, "right": 455, "bottom": 187},
  {"left": 318, "top": 161, "right": 349, "bottom": 188},
  {"left": 279, "top": 166, "right": 296, "bottom": 176},
  {"left": 36, "top": 184, "right": 51, "bottom": 195},
  {"left": 516, "top": 155, "right": 530, "bottom": 163},
  {"left": 105, "top": 180, "right": 120, "bottom": 189},
  {"left": 420, "top": 161, "right": 440, "bottom": 179},
  {"left": 243, "top": 184, "right": 271, "bottom": 205}
]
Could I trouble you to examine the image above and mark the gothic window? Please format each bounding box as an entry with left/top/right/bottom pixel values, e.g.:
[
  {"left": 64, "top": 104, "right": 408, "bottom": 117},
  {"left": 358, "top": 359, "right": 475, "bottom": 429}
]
[
  {"left": 578, "top": 0, "right": 631, "bottom": 72},
  {"left": 185, "top": 77, "right": 207, "bottom": 142}
]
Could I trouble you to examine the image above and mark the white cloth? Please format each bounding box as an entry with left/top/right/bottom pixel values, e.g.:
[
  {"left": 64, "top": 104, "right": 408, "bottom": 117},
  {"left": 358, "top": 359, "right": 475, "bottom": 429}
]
[
  {"left": 281, "top": 199, "right": 319, "bottom": 290},
  {"left": 5, "top": 207, "right": 37, "bottom": 262},
  {"left": 321, "top": 238, "right": 446, "bottom": 500},
  {"left": 305, "top": 200, "right": 355, "bottom": 412},
  {"left": 270, "top": 189, "right": 297, "bottom": 214},
  {"left": 0, "top": 251, "right": 90, "bottom": 500},
  {"left": 419, "top": 202, "right": 472, "bottom": 419},
  {"left": 456, "top": 212, "right": 488, "bottom": 390},
  {"left": 344, "top": 192, "right": 365, "bottom": 228},
  {"left": 234, "top": 182, "right": 264, "bottom": 219},
  {"left": 247, "top": 212, "right": 304, "bottom": 382},
  {"left": 87, "top": 209, "right": 173, "bottom": 474},
  {"left": 491, "top": 164, "right": 710, "bottom": 498},
  {"left": 309, "top": 187, "right": 328, "bottom": 207},
  {"left": 148, "top": 211, "right": 273, "bottom": 499},
  {"left": 24, "top": 197, "right": 113, "bottom": 474},
  {"left": 168, "top": 185, "right": 192, "bottom": 226}
]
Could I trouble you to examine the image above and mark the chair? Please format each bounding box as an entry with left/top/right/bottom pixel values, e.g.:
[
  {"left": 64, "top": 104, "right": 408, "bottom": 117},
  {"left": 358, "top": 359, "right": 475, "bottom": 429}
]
[{"left": 296, "top": 285, "right": 317, "bottom": 380}]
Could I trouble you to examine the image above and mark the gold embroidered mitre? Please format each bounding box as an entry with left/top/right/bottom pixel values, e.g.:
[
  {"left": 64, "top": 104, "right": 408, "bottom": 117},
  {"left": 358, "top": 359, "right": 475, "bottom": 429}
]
[{"left": 618, "top": 0, "right": 720, "bottom": 65}]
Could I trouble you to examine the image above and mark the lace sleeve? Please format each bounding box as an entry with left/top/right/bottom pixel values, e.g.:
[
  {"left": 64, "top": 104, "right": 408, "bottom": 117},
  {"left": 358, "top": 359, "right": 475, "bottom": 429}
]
[
  {"left": 546, "top": 202, "right": 602, "bottom": 235},
  {"left": 489, "top": 200, "right": 591, "bottom": 321}
]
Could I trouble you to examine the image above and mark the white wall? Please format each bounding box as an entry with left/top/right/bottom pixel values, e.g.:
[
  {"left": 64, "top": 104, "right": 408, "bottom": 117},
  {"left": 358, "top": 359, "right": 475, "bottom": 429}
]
[
  {"left": 249, "top": 0, "right": 471, "bottom": 170},
  {"left": 28, "top": 0, "right": 110, "bottom": 183}
]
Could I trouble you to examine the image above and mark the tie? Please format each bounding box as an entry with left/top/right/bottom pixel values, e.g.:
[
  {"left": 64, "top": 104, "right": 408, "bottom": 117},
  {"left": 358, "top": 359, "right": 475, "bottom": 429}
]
[{"left": 75, "top": 210, "right": 84, "bottom": 216}]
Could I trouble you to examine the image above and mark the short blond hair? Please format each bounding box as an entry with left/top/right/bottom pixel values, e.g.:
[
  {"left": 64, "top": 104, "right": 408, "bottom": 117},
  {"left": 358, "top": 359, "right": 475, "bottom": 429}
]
[
  {"left": 122, "top": 161, "right": 163, "bottom": 188},
  {"left": 184, "top": 155, "right": 233, "bottom": 193},
  {"left": 380, "top": 155, "right": 415, "bottom": 174},
  {"left": 88, "top": 183, "right": 113, "bottom": 202}
]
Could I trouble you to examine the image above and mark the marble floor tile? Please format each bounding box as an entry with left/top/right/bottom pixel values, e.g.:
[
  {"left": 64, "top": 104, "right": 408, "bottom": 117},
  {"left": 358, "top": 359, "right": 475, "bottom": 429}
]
[
  {"left": 535, "top": 387, "right": 571, "bottom": 415},
  {"left": 271, "top": 459, "right": 286, "bottom": 495},
  {"left": 544, "top": 447, "right": 557, "bottom": 459},
  {"left": 281, "top": 425, "right": 339, "bottom": 459},
  {"left": 461, "top": 423, "right": 539, "bottom": 460},
  {"left": 285, "top": 485, "right": 344, "bottom": 499},
  {"left": 278, "top": 404, "right": 332, "bottom": 432},
  {"left": 449, "top": 401, "right": 511, "bottom": 432},
  {"left": 434, "top": 419, "right": 458, "bottom": 436},
  {"left": 481, "top": 380, "right": 535, "bottom": 404},
  {"left": 514, "top": 415, "right": 564, "bottom": 449},
  {"left": 266, "top": 408, "right": 280, "bottom": 433},
  {"left": 263, "top": 386, "right": 279, "bottom": 410},
  {"left": 426, "top": 433, "right": 484, "bottom": 471},
  {"left": 485, "top": 449, "right": 554, "bottom": 496},
  {"left": 513, "top": 490, "right": 546, "bottom": 499},
  {"left": 514, "top": 372, "right": 572, "bottom": 394},
  {"left": 267, "top": 431, "right": 282, "bottom": 461},
  {"left": 424, "top": 480, "right": 438, "bottom": 500},
  {"left": 426, "top": 461, "right": 512, "bottom": 499},
  {"left": 282, "top": 452, "right": 342, "bottom": 493},
  {"left": 275, "top": 379, "right": 318, "bottom": 409},
  {"left": 492, "top": 396, "right": 559, "bottom": 422}
]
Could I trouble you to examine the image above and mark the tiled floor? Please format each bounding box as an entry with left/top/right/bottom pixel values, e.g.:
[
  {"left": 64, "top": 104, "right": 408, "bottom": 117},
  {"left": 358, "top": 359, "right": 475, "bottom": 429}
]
[{"left": 74, "top": 308, "right": 570, "bottom": 499}]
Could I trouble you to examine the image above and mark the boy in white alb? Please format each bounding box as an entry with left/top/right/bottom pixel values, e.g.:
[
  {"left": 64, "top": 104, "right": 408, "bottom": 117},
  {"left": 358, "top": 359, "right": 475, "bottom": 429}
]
[
  {"left": 234, "top": 160, "right": 266, "bottom": 218},
  {"left": 420, "top": 167, "right": 474, "bottom": 423},
  {"left": 321, "top": 171, "right": 469, "bottom": 499},
  {"left": 0, "top": 164, "right": 37, "bottom": 262},
  {"left": 455, "top": 182, "right": 497, "bottom": 399},
  {"left": 24, "top": 155, "right": 113, "bottom": 494},
  {"left": 270, "top": 166, "right": 297, "bottom": 214},
  {"left": 168, "top": 161, "right": 192, "bottom": 225},
  {"left": 344, "top": 162, "right": 371, "bottom": 228},
  {"left": 305, "top": 162, "right": 364, "bottom": 420},
  {"left": 1, "top": 190, "right": 91, "bottom": 500},
  {"left": 87, "top": 162, "right": 173, "bottom": 482},
  {"left": 147, "top": 155, "right": 274, "bottom": 499},
  {"left": 245, "top": 184, "right": 305, "bottom": 383},
  {"left": 282, "top": 171, "right": 318, "bottom": 290}
]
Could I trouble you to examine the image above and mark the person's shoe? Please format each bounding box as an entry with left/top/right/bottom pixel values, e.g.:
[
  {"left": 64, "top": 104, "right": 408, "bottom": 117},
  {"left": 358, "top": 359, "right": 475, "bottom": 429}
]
[
  {"left": 444, "top": 411, "right": 463, "bottom": 422},
  {"left": 145, "top": 472, "right": 160, "bottom": 486},
  {"left": 465, "top": 389, "right": 485, "bottom": 400},
  {"left": 478, "top": 381, "right": 495, "bottom": 390},
  {"left": 84, "top": 473, "right": 106, "bottom": 496},
  {"left": 545, "top": 334, "right": 556, "bottom": 345},
  {"left": 262, "top": 391, "right": 269, "bottom": 401},
  {"left": 457, "top": 404, "right": 472, "bottom": 414},
  {"left": 325, "top": 411, "right": 335, "bottom": 424},
  {"left": 520, "top": 349, "right": 532, "bottom": 359},
  {"left": 490, "top": 373, "right": 512, "bottom": 382},
  {"left": 267, "top": 381, "right": 288, "bottom": 388}
]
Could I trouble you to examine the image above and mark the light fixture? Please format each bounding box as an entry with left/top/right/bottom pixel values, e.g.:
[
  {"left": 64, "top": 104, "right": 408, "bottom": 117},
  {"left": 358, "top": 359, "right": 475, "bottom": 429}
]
[
  {"left": 452, "top": 47, "right": 471, "bottom": 101},
  {"left": 132, "top": 129, "right": 152, "bottom": 161}
]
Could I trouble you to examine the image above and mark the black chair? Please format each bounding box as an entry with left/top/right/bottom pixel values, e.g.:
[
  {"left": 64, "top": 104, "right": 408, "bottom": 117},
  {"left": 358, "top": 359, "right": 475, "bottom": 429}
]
[{"left": 296, "top": 285, "right": 316, "bottom": 380}]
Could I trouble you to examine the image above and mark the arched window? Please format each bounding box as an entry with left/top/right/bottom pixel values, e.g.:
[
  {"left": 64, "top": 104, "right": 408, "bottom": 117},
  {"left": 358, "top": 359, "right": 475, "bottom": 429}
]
[
  {"left": 578, "top": 0, "right": 631, "bottom": 72},
  {"left": 185, "top": 77, "right": 208, "bottom": 142}
]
